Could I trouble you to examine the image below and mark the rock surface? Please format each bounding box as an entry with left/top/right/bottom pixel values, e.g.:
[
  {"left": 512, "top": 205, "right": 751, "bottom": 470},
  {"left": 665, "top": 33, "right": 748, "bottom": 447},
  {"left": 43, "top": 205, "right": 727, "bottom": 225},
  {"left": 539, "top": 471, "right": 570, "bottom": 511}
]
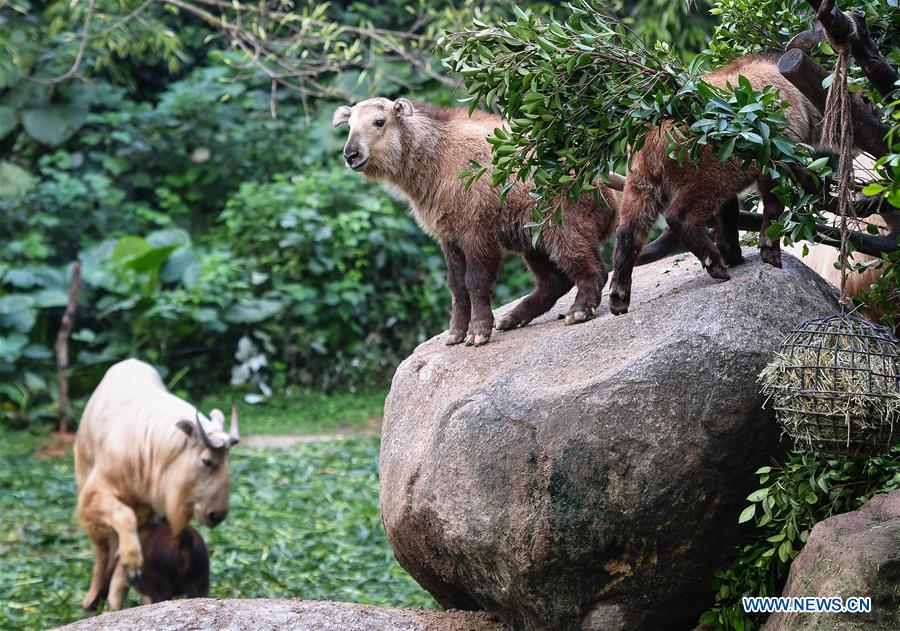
[
  {"left": 763, "top": 490, "right": 900, "bottom": 631},
  {"left": 53, "top": 599, "right": 507, "bottom": 630},
  {"left": 381, "top": 251, "right": 841, "bottom": 631}
]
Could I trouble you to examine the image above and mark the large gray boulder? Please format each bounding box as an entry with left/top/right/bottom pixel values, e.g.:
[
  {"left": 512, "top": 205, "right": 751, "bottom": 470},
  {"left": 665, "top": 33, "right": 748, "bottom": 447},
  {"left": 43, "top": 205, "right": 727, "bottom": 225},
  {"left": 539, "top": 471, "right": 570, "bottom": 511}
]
[
  {"left": 381, "top": 251, "right": 841, "bottom": 631},
  {"left": 53, "top": 599, "right": 507, "bottom": 630},
  {"left": 763, "top": 490, "right": 900, "bottom": 631}
]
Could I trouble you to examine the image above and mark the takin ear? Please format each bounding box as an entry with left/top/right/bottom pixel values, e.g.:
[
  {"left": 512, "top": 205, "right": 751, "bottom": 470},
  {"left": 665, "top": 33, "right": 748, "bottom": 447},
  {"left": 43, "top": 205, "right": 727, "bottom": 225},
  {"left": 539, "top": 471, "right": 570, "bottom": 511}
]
[
  {"left": 394, "top": 98, "right": 414, "bottom": 117},
  {"left": 332, "top": 105, "right": 352, "bottom": 127},
  {"left": 176, "top": 419, "right": 195, "bottom": 438}
]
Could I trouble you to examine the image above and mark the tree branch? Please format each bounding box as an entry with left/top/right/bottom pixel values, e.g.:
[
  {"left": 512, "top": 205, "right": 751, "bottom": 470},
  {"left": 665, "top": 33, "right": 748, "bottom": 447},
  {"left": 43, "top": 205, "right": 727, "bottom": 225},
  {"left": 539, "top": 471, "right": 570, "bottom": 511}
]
[
  {"left": 736, "top": 211, "right": 898, "bottom": 257},
  {"left": 778, "top": 48, "right": 889, "bottom": 156},
  {"left": 55, "top": 262, "right": 81, "bottom": 435},
  {"left": 36, "top": 0, "right": 96, "bottom": 84},
  {"left": 806, "top": 0, "right": 899, "bottom": 97}
]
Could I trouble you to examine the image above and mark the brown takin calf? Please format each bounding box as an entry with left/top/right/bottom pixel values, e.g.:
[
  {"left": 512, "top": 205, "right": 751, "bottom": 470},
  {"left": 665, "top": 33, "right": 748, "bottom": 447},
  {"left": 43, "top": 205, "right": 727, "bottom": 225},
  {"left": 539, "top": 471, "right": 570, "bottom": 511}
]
[
  {"left": 333, "top": 97, "right": 617, "bottom": 346},
  {"left": 102, "top": 520, "right": 210, "bottom": 609},
  {"left": 609, "top": 54, "right": 821, "bottom": 315}
]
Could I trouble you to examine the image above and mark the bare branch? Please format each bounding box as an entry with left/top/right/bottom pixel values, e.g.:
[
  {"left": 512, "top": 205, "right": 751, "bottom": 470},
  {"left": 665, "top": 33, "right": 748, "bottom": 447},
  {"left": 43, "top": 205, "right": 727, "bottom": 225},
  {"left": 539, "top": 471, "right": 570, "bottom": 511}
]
[
  {"left": 34, "top": 0, "right": 97, "bottom": 84},
  {"left": 55, "top": 262, "right": 81, "bottom": 434}
]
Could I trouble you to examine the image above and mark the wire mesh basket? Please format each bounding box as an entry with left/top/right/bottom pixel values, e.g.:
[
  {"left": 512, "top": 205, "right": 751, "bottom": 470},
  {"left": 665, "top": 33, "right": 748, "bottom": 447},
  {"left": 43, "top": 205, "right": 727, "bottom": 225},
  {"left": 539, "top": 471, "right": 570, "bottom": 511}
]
[{"left": 759, "top": 314, "right": 900, "bottom": 455}]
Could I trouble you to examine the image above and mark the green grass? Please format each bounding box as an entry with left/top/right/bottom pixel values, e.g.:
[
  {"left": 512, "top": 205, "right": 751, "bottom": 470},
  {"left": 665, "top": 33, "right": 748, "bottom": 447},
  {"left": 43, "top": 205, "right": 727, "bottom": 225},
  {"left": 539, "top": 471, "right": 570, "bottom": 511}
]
[
  {"left": 0, "top": 430, "right": 436, "bottom": 631},
  {"left": 197, "top": 387, "right": 388, "bottom": 436}
]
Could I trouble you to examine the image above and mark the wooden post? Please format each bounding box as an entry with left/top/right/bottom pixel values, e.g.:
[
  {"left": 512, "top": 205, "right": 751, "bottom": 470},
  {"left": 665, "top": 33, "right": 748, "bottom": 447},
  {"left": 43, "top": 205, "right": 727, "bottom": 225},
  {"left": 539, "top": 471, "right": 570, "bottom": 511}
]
[{"left": 55, "top": 262, "right": 80, "bottom": 435}]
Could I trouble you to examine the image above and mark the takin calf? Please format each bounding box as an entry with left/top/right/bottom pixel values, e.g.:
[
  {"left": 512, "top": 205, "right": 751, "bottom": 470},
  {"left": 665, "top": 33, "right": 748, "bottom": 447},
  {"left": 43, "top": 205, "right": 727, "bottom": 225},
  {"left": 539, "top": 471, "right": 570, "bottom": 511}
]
[
  {"left": 333, "top": 97, "right": 618, "bottom": 346},
  {"left": 75, "top": 358, "right": 238, "bottom": 611},
  {"left": 102, "top": 519, "right": 210, "bottom": 609},
  {"left": 609, "top": 54, "right": 820, "bottom": 315}
]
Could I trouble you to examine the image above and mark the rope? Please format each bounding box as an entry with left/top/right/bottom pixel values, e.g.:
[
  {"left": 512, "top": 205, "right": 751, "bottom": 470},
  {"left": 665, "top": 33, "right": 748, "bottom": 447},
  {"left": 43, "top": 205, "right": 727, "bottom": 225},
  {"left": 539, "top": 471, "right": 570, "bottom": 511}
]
[{"left": 820, "top": 19, "right": 857, "bottom": 309}]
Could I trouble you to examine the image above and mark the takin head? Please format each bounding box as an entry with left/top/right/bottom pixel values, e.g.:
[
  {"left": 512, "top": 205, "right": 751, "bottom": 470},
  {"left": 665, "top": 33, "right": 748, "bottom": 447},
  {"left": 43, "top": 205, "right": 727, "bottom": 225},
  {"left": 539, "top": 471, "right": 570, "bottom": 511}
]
[
  {"left": 332, "top": 97, "right": 414, "bottom": 175},
  {"left": 169, "top": 406, "right": 240, "bottom": 533}
]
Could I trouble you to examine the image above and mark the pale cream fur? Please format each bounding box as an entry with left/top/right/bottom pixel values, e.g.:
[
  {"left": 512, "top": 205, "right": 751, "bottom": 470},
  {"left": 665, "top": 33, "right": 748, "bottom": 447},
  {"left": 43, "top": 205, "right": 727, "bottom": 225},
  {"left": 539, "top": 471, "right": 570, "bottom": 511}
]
[{"left": 74, "top": 358, "right": 234, "bottom": 611}]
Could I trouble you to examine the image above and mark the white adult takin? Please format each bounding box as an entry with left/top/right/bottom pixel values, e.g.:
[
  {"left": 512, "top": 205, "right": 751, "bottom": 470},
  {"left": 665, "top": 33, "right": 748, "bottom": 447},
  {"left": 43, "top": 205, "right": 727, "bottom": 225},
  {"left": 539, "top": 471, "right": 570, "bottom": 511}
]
[{"left": 74, "top": 358, "right": 239, "bottom": 611}]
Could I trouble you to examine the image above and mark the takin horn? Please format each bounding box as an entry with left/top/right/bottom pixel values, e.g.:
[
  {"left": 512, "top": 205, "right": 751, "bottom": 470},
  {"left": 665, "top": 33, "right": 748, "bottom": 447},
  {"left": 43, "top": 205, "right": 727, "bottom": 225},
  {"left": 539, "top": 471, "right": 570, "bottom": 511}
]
[
  {"left": 228, "top": 404, "right": 240, "bottom": 447},
  {"left": 195, "top": 410, "right": 225, "bottom": 450}
]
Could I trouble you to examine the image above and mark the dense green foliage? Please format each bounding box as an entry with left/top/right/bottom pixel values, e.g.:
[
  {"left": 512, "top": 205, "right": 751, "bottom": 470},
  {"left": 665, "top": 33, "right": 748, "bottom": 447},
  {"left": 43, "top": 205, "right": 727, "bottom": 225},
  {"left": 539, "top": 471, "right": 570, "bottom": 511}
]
[
  {"left": 443, "top": 2, "right": 820, "bottom": 233},
  {"left": 0, "top": 432, "right": 435, "bottom": 631},
  {"left": 444, "top": 0, "right": 899, "bottom": 317},
  {"left": 0, "top": 1, "right": 545, "bottom": 427},
  {"left": 702, "top": 447, "right": 900, "bottom": 631}
]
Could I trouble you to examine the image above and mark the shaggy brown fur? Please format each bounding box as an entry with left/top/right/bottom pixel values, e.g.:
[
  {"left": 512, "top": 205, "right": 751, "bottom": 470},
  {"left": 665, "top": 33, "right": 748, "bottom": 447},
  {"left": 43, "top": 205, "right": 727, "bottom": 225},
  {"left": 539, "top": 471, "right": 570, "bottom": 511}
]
[
  {"left": 609, "top": 55, "right": 821, "bottom": 315},
  {"left": 102, "top": 520, "right": 210, "bottom": 609},
  {"left": 333, "top": 97, "right": 617, "bottom": 346}
]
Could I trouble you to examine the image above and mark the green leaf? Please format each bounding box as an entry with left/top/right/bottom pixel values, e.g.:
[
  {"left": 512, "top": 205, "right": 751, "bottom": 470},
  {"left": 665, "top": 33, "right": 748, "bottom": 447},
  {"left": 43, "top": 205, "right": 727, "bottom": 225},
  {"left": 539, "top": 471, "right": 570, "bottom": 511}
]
[
  {"left": 111, "top": 236, "right": 152, "bottom": 262},
  {"left": 718, "top": 136, "right": 736, "bottom": 163},
  {"left": 738, "top": 504, "right": 756, "bottom": 524},
  {"left": 0, "top": 294, "right": 34, "bottom": 315},
  {"left": 862, "top": 182, "right": 886, "bottom": 196},
  {"left": 0, "top": 105, "right": 17, "bottom": 140},
  {"left": 807, "top": 156, "right": 830, "bottom": 173},
  {"left": 747, "top": 488, "right": 768, "bottom": 502},
  {"left": 20, "top": 103, "right": 88, "bottom": 146},
  {"left": 224, "top": 298, "right": 284, "bottom": 324},
  {"left": 0, "top": 161, "right": 36, "bottom": 199}
]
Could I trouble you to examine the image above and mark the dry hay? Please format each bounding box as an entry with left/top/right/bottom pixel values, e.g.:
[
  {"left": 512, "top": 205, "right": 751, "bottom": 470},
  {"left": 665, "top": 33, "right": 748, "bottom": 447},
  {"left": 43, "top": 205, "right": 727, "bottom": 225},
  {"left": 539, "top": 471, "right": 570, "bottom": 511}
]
[{"left": 759, "top": 314, "right": 900, "bottom": 454}]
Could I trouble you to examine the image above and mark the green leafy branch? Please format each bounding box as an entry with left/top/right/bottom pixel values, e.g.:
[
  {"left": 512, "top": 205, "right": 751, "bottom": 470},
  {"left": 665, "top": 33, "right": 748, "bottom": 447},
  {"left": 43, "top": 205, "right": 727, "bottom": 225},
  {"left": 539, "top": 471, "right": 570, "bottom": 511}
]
[
  {"left": 442, "top": 1, "right": 828, "bottom": 240},
  {"left": 701, "top": 446, "right": 900, "bottom": 631}
]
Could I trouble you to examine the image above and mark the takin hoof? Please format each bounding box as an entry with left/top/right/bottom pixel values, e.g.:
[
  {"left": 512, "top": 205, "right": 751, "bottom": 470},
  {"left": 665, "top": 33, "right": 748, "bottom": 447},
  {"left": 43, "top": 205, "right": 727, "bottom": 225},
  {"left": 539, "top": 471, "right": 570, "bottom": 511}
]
[
  {"left": 125, "top": 566, "right": 143, "bottom": 587},
  {"left": 496, "top": 315, "right": 523, "bottom": 331},
  {"left": 82, "top": 590, "right": 102, "bottom": 612},
  {"left": 760, "top": 247, "right": 782, "bottom": 269},
  {"left": 119, "top": 549, "right": 143, "bottom": 585},
  {"left": 608, "top": 292, "right": 630, "bottom": 316},
  {"left": 465, "top": 332, "right": 492, "bottom": 347},
  {"left": 705, "top": 262, "right": 731, "bottom": 281},
  {"left": 723, "top": 251, "right": 746, "bottom": 267},
  {"left": 446, "top": 330, "right": 467, "bottom": 346},
  {"left": 564, "top": 307, "right": 594, "bottom": 326},
  {"left": 465, "top": 324, "right": 493, "bottom": 347}
]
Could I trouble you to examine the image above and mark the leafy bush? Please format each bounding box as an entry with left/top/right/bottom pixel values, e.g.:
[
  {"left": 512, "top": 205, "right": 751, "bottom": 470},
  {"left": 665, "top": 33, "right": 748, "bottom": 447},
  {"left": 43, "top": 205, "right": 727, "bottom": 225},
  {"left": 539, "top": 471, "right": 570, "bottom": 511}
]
[
  {"left": 219, "top": 165, "right": 530, "bottom": 389},
  {"left": 1, "top": 160, "right": 533, "bottom": 424},
  {"left": 701, "top": 446, "right": 900, "bottom": 631}
]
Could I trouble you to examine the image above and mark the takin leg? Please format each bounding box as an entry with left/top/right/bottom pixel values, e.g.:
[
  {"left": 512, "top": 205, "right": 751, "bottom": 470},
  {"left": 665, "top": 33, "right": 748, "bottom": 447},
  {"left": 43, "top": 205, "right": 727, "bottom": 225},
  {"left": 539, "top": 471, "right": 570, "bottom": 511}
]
[
  {"left": 715, "top": 196, "right": 745, "bottom": 266},
  {"left": 441, "top": 242, "right": 471, "bottom": 345},
  {"left": 609, "top": 181, "right": 661, "bottom": 315},
  {"left": 78, "top": 484, "right": 143, "bottom": 611},
  {"left": 81, "top": 535, "right": 113, "bottom": 611},
  {"left": 461, "top": 235, "right": 502, "bottom": 346},
  {"left": 664, "top": 189, "right": 731, "bottom": 281},
  {"left": 496, "top": 252, "right": 573, "bottom": 330},
  {"left": 758, "top": 175, "right": 784, "bottom": 268},
  {"left": 107, "top": 562, "right": 130, "bottom": 611},
  {"left": 555, "top": 247, "right": 604, "bottom": 324}
]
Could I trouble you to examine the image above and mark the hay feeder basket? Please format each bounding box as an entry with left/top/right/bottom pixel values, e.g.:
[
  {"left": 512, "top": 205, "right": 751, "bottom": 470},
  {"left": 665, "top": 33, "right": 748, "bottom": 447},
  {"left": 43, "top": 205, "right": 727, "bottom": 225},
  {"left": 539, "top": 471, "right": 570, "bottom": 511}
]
[{"left": 760, "top": 314, "right": 900, "bottom": 455}]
